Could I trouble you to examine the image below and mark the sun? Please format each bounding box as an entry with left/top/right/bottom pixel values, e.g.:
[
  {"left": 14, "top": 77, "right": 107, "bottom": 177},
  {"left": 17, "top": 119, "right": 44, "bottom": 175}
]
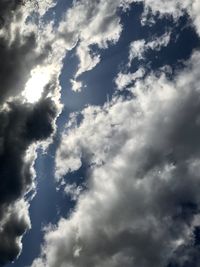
[{"left": 22, "top": 67, "right": 51, "bottom": 103}]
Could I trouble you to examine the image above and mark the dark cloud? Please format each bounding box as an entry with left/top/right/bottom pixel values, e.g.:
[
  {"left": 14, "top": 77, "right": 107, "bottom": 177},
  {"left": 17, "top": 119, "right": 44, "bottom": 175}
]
[
  {"left": 0, "top": 96, "right": 58, "bottom": 264},
  {"left": 0, "top": 1, "right": 59, "bottom": 265},
  {"left": 0, "top": 201, "right": 30, "bottom": 266},
  {"left": 26, "top": 98, "right": 58, "bottom": 141},
  {"left": 0, "top": 98, "right": 57, "bottom": 205},
  {"left": 168, "top": 241, "right": 200, "bottom": 267},
  {"left": 0, "top": 0, "right": 23, "bottom": 26}
]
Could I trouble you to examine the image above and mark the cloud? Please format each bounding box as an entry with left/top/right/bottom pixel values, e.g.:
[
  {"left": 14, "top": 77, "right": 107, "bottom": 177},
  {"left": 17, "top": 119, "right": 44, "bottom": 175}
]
[
  {"left": 0, "top": 0, "right": 198, "bottom": 266},
  {"left": 0, "top": 0, "right": 56, "bottom": 104},
  {"left": 55, "top": 0, "right": 200, "bottom": 92},
  {"left": 64, "top": 183, "right": 84, "bottom": 201},
  {"left": 0, "top": 95, "right": 59, "bottom": 264},
  {"left": 75, "top": 44, "right": 101, "bottom": 78},
  {"left": 58, "top": 0, "right": 134, "bottom": 81},
  {"left": 70, "top": 79, "right": 83, "bottom": 93},
  {"left": 0, "top": 34, "right": 49, "bottom": 103},
  {"left": 128, "top": 32, "right": 171, "bottom": 63},
  {"left": 0, "top": 199, "right": 30, "bottom": 265},
  {"left": 115, "top": 68, "right": 145, "bottom": 90},
  {"left": 28, "top": 0, "right": 56, "bottom": 16},
  {"left": 31, "top": 47, "right": 200, "bottom": 267},
  {"left": 0, "top": 0, "right": 148, "bottom": 265},
  {"left": 115, "top": 32, "right": 170, "bottom": 91},
  {"left": 135, "top": 0, "right": 200, "bottom": 36},
  {"left": 0, "top": 1, "right": 64, "bottom": 264}
]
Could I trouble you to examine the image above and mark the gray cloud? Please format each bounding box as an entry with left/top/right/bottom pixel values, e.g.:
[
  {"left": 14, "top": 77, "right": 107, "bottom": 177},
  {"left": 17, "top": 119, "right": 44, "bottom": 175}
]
[
  {"left": 0, "top": 33, "right": 49, "bottom": 103},
  {"left": 0, "top": 1, "right": 62, "bottom": 265},
  {"left": 0, "top": 96, "right": 58, "bottom": 264},
  {"left": 0, "top": 200, "right": 30, "bottom": 266}
]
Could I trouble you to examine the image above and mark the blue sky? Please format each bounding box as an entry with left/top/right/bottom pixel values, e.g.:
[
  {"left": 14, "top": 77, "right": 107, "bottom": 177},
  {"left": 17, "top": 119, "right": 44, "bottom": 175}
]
[{"left": 1, "top": 0, "right": 200, "bottom": 267}]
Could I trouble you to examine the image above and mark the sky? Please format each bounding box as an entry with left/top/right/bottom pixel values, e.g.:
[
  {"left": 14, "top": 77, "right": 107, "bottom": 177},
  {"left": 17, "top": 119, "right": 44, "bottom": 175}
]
[{"left": 1, "top": 0, "right": 200, "bottom": 267}]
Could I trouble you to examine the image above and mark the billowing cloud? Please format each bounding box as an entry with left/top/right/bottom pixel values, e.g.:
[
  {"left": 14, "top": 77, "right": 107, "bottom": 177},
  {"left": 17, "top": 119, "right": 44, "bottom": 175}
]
[
  {"left": 1, "top": 0, "right": 199, "bottom": 266},
  {"left": 0, "top": 96, "right": 59, "bottom": 264},
  {"left": 0, "top": 0, "right": 143, "bottom": 265},
  {"left": 31, "top": 47, "right": 200, "bottom": 267}
]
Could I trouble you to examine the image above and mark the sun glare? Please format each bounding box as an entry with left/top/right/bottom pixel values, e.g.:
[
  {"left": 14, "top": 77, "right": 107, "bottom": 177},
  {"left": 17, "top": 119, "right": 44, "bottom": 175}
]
[{"left": 23, "top": 67, "right": 50, "bottom": 103}]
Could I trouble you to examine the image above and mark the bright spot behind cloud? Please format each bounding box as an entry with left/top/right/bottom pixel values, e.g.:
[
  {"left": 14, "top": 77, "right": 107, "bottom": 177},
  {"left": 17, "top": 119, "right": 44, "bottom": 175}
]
[{"left": 23, "top": 67, "right": 51, "bottom": 103}]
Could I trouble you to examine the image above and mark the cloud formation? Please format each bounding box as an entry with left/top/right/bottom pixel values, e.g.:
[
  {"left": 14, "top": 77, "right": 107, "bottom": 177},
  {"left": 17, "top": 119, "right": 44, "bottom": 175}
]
[
  {"left": 58, "top": 0, "right": 135, "bottom": 87},
  {"left": 0, "top": 1, "right": 62, "bottom": 264},
  {"left": 29, "top": 2, "right": 200, "bottom": 267},
  {"left": 31, "top": 40, "right": 200, "bottom": 267},
  {"left": 1, "top": 0, "right": 199, "bottom": 266},
  {"left": 0, "top": 0, "right": 143, "bottom": 265},
  {"left": 0, "top": 97, "right": 59, "bottom": 264},
  {"left": 137, "top": 0, "right": 200, "bottom": 36}
]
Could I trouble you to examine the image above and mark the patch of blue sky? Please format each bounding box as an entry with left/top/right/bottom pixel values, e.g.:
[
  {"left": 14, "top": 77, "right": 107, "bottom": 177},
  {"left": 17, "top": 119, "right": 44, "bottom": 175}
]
[
  {"left": 143, "top": 15, "right": 200, "bottom": 75},
  {"left": 41, "top": 0, "right": 73, "bottom": 26}
]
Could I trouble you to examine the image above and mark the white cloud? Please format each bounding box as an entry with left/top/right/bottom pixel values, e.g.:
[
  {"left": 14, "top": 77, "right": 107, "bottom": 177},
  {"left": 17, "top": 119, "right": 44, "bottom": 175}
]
[
  {"left": 70, "top": 79, "right": 83, "bottom": 93},
  {"left": 64, "top": 183, "right": 84, "bottom": 201},
  {"left": 75, "top": 44, "right": 101, "bottom": 78},
  {"left": 115, "top": 68, "right": 145, "bottom": 90},
  {"left": 31, "top": 50, "right": 200, "bottom": 267},
  {"left": 129, "top": 32, "right": 171, "bottom": 63},
  {"left": 58, "top": 0, "right": 134, "bottom": 80},
  {"left": 129, "top": 39, "right": 146, "bottom": 61},
  {"left": 135, "top": 0, "right": 200, "bottom": 36},
  {"left": 22, "top": 0, "right": 56, "bottom": 17},
  {"left": 114, "top": 32, "right": 170, "bottom": 91},
  {"left": 2, "top": 0, "right": 197, "bottom": 265}
]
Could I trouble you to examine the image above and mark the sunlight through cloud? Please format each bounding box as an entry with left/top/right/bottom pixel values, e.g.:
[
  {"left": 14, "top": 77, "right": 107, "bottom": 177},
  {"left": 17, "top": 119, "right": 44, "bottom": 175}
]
[{"left": 22, "top": 67, "right": 51, "bottom": 103}]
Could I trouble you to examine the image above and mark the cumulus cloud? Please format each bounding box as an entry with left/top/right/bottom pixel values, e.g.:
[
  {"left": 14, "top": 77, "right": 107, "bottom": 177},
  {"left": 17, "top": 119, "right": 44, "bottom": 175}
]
[
  {"left": 31, "top": 46, "right": 200, "bottom": 267},
  {"left": 1, "top": 0, "right": 199, "bottom": 266}
]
